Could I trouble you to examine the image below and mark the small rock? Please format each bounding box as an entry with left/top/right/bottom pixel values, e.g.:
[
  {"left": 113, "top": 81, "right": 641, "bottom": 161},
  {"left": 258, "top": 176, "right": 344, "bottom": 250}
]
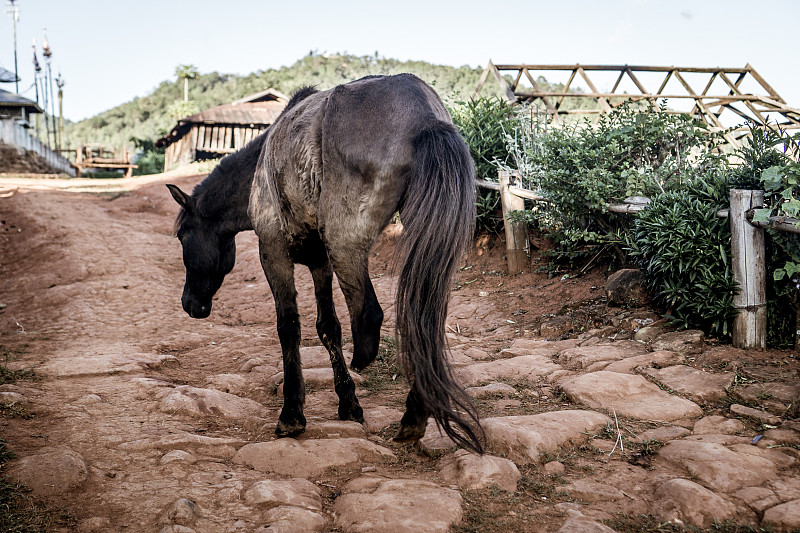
[
  {"left": 540, "top": 316, "right": 573, "bottom": 338},
  {"left": 558, "top": 342, "right": 648, "bottom": 371},
  {"left": 258, "top": 506, "right": 327, "bottom": 533},
  {"left": 560, "top": 371, "right": 703, "bottom": 422},
  {"left": 644, "top": 365, "right": 733, "bottom": 404},
  {"left": 635, "top": 426, "right": 691, "bottom": 443},
  {"left": 606, "top": 269, "right": 648, "bottom": 306},
  {"left": 556, "top": 509, "right": 619, "bottom": 533},
  {"left": 161, "top": 498, "right": 197, "bottom": 526},
  {"left": 437, "top": 449, "right": 521, "bottom": 492},
  {"left": 159, "top": 385, "right": 266, "bottom": 419},
  {"left": 651, "top": 478, "right": 737, "bottom": 528},
  {"left": 634, "top": 325, "right": 667, "bottom": 343},
  {"left": 204, "top": 374, "right": 248, "bottom": 395},
  {"left": 0, "top": 391, "right": 27, "bottom": 404},
  {"left": 78, "top": 517, "right": 112, "bottom": 532},
  {"left": 603, "top": 350, "right": 683, "bottom": 374},
  {"left": 455, "top": 355, "right": 561, "bottom": 387},
  {"left": 693, "top": 416, "right": 745, "bottom": 435},
  {"left": 563, "top": 479, "right": 625, "bottom": 502},
  {"left": 243, "top": 479, "right": 322, "bottom": 511},
  {"left": 735, "top": 486, "right": 781, "bottom": 513},
  {"left": 8, "top": 447, "right": 87, "bottom": 496},
  {"left": 333, "top": 476, "right": 462, "bottom": 533},
  {"left": 657, "top": 440, "right": 777, "bottom": 492},
  {"left": 160, "top": 450, "right": 197, "bottom": 465},
  {"left": 464, "top": 382, "right": 518, "bottom": 399},
  {"left": 730, "top": 404, "right": 782, "bottom": 425},
  {"left": 763, "top": 499, "right": 800, "bottom": 532},
  {"left": 764, "top": 428, "right": 800, "bottom": 445},
  {"left": 651, "top": 330, "right": 704, "bottom": 355},
  {"left": 543, "top": 461, "right": 566, "bottom": 475}
]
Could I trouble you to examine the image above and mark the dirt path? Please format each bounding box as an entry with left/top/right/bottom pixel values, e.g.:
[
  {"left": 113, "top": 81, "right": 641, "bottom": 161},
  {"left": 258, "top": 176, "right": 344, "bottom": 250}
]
[{"left": 1, "top": 174, "right": 799, "bottom": 533}]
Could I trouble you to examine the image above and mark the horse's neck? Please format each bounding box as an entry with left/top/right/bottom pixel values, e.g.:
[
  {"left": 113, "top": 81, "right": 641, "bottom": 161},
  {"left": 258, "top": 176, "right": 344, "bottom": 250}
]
[{"left": 204, "top": 161, "right": 255, "bottom": 234}]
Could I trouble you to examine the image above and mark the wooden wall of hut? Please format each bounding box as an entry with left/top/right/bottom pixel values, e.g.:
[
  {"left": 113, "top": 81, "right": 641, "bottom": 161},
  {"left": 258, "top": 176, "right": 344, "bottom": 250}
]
[{"left": 164, "top": 124, "right": 267, "bottom": 171}]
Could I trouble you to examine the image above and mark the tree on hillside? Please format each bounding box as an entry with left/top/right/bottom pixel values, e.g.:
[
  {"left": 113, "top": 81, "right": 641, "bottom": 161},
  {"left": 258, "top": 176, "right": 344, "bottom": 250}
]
[{"left": 175, "top": 64, "right": 199, "bottom": 102}]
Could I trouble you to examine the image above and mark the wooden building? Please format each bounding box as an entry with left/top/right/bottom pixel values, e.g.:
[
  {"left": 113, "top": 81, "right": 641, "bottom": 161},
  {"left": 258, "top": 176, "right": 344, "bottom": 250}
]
[{"left": 157, "top": 88, "right": 288, "bottom": 171}]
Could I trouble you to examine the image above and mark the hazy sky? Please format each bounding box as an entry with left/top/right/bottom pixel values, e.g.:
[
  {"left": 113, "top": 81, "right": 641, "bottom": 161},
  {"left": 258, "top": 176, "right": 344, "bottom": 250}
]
[{"left": 2, "top": 0, "right": 798, "bottom": 122}]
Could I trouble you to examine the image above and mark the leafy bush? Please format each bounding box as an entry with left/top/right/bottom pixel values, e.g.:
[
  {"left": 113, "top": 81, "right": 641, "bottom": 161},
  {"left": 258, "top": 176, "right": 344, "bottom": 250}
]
[
  {"left": 733, "top": 127, "right": 800, "bottom": 347},
  {"left": 627, "top": 173, "right": 738, "bottom": 336},
  {"left": 506, "top": 101, "right": 723, "bottom": 268},
  {"left": 449, "top": 96, "right": 515, "bottom": 233}
]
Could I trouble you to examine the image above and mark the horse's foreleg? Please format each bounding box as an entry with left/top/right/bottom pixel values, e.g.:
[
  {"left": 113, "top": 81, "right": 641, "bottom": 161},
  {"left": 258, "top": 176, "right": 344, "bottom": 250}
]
[
  {"left": 259, "top": 241, "right": 306, "bottom": 437},
  {"left": 327, "top": 249, "right": 383, "bottom": 373},
  {"left": 309, "top": 263, "right": 364, "bottom": 423}
]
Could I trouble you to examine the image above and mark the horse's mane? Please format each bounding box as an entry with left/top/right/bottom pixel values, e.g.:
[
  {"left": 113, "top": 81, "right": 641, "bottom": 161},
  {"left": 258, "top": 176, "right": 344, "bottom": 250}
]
[
  {"left": 285, "top": 86, "right": 318, "bottom": 112},
  {"left": 173, "top": 128, "right": 269, "bottom": 233}
]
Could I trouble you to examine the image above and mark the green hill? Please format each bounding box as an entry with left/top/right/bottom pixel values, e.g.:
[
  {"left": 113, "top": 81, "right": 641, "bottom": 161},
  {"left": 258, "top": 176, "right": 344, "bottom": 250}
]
[{"left": 63, "top": 52, "right": 503, "bottom": 150}]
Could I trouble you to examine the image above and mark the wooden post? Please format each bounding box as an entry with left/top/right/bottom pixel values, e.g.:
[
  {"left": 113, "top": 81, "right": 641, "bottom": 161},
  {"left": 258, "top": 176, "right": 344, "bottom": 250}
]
[
  {"left": 498, "top": 170, "right": 529, "bottom": 274},
  {"left": 730, "top": 189, "right": 767, "bottom": 349}
]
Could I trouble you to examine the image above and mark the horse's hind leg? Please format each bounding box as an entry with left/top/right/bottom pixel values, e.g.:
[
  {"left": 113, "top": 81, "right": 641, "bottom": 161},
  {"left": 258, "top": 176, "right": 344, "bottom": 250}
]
[
  {"left": 326, "top": 247, "right": 383, "bottom": 373},
  {"left": 394, "top": 382, "right": 429, "bottom": 443},
  {"left": 258, "top": 240, "right": 306, "bottom": 437},
  {"left": 309, "top": 262, "right": 364, "bottom": 423}
]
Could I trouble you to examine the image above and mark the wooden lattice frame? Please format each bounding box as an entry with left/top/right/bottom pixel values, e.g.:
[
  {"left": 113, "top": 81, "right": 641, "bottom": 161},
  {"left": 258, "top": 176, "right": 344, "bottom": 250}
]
[{"left": 474, "top": 61, "right": 800, "bottom": 147}]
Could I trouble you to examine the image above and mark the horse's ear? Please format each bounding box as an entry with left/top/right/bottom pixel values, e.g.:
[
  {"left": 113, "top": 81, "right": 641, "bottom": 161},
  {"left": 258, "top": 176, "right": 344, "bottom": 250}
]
[{"left": 166, "top": 184, "right": 194, "bottom": 213}]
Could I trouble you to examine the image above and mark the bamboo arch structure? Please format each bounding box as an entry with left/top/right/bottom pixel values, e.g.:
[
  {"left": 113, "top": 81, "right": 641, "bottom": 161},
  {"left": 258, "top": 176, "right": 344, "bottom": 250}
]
[{"left": 474, "top": 61, "right": 800, "bottom": 147}]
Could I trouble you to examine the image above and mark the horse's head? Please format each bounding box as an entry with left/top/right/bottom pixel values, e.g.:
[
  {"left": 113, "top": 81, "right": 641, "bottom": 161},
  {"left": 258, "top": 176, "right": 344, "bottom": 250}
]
[{"left": 167, "top": 184, "right": 236, "bottom": 319}]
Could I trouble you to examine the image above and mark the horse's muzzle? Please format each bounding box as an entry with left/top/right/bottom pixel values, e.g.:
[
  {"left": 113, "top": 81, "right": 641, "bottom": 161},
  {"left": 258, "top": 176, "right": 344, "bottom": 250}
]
[{"left": 182, "top": 296, "right": 212, "bottom": 319}]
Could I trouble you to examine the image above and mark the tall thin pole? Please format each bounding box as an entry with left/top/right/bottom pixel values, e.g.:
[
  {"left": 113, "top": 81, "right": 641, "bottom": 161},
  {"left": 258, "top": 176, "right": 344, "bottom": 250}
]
[
  {"left": 32, "top": 38, "right": 40, "bottom": 136},
  {"left": 6, "top": 0, "right": 19, "bottom": 94},
  {"left": 43, "top": 28, "right": 55, "bottom": 149},
  {"left": 56, "top": 73, "right": 64, "bottom": 152}
]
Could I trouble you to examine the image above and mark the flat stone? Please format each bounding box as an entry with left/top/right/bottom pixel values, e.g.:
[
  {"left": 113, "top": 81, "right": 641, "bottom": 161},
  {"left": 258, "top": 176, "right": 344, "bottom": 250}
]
[
  {"left": 763, "top": 500, "right": 800, "bottom": 532},
  {"left": 651, "top": 478, "right": 738, "bottom": 528},
  {"left": 635, "top": 426, "right": 691, "bottom": 443},
  {"left": 333, "top": 476, "right": 463, "bottom": 533},
  {"left": 603, "top": 350, "right": 683, "bottom": 374},
  {"left": 41, "top": 352, "right": 178, "bottom": 377},
  {"left": 483, "top": 410, "right": 611, "bottom": 464},
  {"left": 463, "top": 347, "right": 492, "bottom": 360},
  {"left": 257, "top": 506, "right": 327, "bottom": 533},
  {"left": 643, "top": 365, "right": 733, "bottom": 404},
  {"left": 455, "top": 355, "right": 562, "bottom": 387},
  {"left": 0, "top": 391, "right": 27, "bottom": 404},
  {"left": 693, "top": 415, "right": 746, "bottom": 435},
  {"left": 274, "top": 367, "right": 364, "bottom": 388},
  {"left": 419, "top": 419, "right": 458, "bottom": 451},
  {"left": 362, "top": 406, "right": 404, "bottom": 433},
  {"left": 733, "top": 382, "right": 800, "bottom": 412},
  {"left": 560, "top": 371, "right": 703, "bottom": 422},
  {"left": 465, "top": 382, "right": 518, "bottom": 398},
  {"left": 78, "top": 517, "right": 112, "bottom": 532},
  {"left": 8, "top": 447, "right": 87, "bottom": 496},
  {"left": 437, "top": 449, "right": 520, "bottom": 492},
  {"left": 446, "top": 349, "right": 475, "bottom": 366},
  {"left": 540, "top": 316, "right": 574, "bottom": 338},
  {"left": 161, "top": 498, "right": 198, "bottom": 526},
  {"left": 730, "top": 404, "right": 782, "bottom": 425},
  {"left": 204, "top": 374, "right": 249, "bottom": 395},
  {"left": 159, "top": 385, "right": 266, "bottom": 419},
  {"left": 232, "top": 438, "right": 395, "bottom": 477},
  {"left": 563, "top": 479, "right": 625, "bottom": 502},
  {"left": 302, "top": 420, "right": 366, "bottom": 439},
  {"left": 634, "top": 325, "right": 667, "bottom": 343},
  {"left": 651, "top": 330, "right": 704, "bottom": 355},
  {"left": 505, "top": 338, "right": 579, "bottom": 356},
  {"left": 735, "top": 486, "right": 781, "bottom": 513},
  {"left": 160, "top": 450, "right": 197, "bottom": 465},
  {"left": 558, "top": 342, "right": 648, "bottom": 371},
  {"left": 118, "top": 432, "right": 245, "bottom": 459},
  {"left": 243, "top": 479, "right": 322, "bottom": 511},
  {"left": 765, "top": 428, "right": 800, "bottom": 445},
  {"left": 657, "top": 440, "right": 778, "bottom": 491},
  {"left": 556, "top": 509, "right": 619, "bottom": 533},
  {"left": 729, "top": 443, "right": 796, "bottom": 469}
]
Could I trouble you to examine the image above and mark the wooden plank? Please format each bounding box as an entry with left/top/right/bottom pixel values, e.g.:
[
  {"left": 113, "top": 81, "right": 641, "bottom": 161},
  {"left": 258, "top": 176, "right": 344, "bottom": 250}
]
[
  {"left": 494, "top": 65, "right": 750, "bottom": 74},
  {"left": 523, "top": 68, "right": 562, "bottom": 124},
  {"left": 473, "top": 62, "right": 493, "bottom": 99},
  {"left": 577, "top": 67, "right": 612, "bottom": 113},
  {"left": 489, "top": 62, "right": 518, "bottom": 103},
  {"left": 498, "top": 170, "right": 529, "bottom": 273},
  {"left": 730, "top": 189, "right": 767, "bottom": 349},
  {"left": 746, "top": 63, "right": 786, "bottom": 103}
]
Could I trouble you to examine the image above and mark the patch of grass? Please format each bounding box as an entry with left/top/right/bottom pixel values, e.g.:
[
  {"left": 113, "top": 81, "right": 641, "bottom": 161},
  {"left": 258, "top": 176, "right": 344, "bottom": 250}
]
[
  {"left": 360, "top": 335, "right": 403, "bottom": 393},
  {"left": 0, "top": 438, "right": 77, "bottom": 532}
]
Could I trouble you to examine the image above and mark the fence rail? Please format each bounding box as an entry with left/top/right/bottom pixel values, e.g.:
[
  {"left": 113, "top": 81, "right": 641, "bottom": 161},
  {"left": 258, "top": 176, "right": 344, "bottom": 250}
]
[
  {"left": 0, "top": 120, "right": 76, "bottom": 176},
  {"left": 479, "top": 171, "right": 799, "bottom": 349}
]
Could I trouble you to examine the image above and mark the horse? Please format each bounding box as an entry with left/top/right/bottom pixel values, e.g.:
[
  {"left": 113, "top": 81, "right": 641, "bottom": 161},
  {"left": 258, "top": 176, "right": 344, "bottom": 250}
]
[{"left": 167, "top": 74, "right": 483, "bottom": 453}]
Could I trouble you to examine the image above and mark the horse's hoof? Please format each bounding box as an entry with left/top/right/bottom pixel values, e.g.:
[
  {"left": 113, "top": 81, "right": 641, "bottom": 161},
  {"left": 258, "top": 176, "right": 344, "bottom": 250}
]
[
  {"left": 393, "top": 422, "right": 426, "bottom": 443},
  {"left": 275, "top": 419, "right": 306, "bottom": 438},
  {"left": 338, "top": 402, "right": 365, "bottom": 424}
]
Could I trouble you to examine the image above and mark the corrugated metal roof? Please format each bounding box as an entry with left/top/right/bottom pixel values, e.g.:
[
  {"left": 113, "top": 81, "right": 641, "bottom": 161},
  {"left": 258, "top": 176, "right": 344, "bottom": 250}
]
[{"left": 0, "top": 88, "right": 43, "bottom": 112}]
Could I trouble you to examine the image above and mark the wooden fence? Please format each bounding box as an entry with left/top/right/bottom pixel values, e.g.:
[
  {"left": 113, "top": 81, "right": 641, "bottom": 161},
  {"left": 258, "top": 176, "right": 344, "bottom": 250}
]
[{"left": 480, "top": 171, "right": 799, "bottom": 349}]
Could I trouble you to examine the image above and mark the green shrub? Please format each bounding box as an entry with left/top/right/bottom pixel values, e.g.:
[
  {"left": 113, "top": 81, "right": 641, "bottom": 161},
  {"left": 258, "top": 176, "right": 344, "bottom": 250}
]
[
  {"left": 626, "top": 177, "right": 738, "bottom": 336},
  {"left": 507, "top": 101, "right": 722, "bottom": 268},
  {"left": 449, "top": 96, "right": 515, "bottom": 233}
]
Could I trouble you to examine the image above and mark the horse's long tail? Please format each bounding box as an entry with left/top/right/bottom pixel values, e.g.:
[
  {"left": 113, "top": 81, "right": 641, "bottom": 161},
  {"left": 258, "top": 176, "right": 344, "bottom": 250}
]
[{"left": 396, "top": 119, "right": 484, "bottom": 453}]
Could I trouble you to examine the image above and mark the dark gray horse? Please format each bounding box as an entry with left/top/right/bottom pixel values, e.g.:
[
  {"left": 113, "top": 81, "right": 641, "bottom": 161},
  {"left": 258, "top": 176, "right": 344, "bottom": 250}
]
[{"left": 168, "top": 74, "right": 483, "bottom": 452}]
